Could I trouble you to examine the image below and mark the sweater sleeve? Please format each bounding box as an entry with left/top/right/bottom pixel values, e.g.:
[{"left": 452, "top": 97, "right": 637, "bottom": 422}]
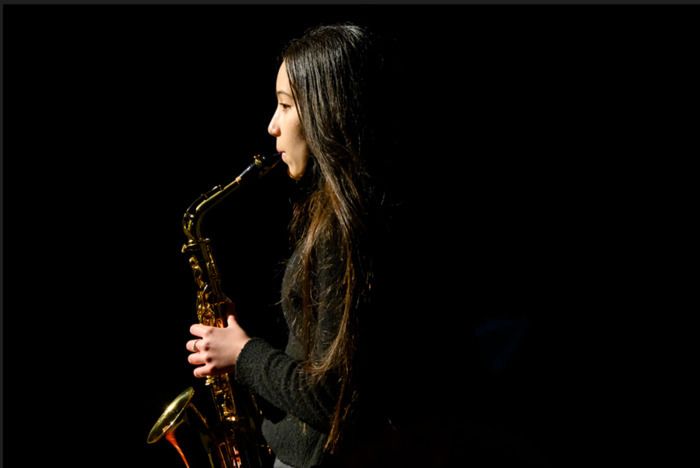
[
  {"left": 234, "top": 336, "right": 339, "bottom": 433},
  {"left": 235, "top": 236, "right": 347, "bottom": 434}
]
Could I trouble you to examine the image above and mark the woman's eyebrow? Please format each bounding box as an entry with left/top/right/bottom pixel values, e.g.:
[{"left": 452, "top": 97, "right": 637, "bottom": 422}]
[{"left": 276, "top": 90, "right": 293, "bottom": 98}]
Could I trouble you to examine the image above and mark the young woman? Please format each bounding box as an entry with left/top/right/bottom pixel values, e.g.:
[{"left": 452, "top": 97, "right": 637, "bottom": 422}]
[{"left": 185, "top": 23, "right": 398, "bottom": 468}]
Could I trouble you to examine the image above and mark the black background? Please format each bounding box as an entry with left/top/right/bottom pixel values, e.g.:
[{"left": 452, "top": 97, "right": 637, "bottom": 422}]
[{"left": 3, "top": 4, "right": 693, "bottom": 467}]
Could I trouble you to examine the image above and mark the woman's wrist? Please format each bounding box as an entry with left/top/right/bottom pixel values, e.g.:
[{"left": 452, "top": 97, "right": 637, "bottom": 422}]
[{"left": 234, "top": 337, "right": 253, "bottom": 364}]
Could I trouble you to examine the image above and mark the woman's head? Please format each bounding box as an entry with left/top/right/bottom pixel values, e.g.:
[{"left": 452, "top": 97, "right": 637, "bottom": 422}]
[{"left": 268, "top": 23, "right": 386, "bottom": 186}]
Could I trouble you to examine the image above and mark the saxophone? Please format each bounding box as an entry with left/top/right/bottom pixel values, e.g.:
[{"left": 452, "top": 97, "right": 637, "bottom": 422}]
[{"left": 147, "top": 152, "right": 281, "bottom": 468}]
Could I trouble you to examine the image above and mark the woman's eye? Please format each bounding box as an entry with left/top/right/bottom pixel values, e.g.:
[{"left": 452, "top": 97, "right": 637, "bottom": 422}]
[{"left": 279, "top": 103, "right": 291, "bottom": 110}]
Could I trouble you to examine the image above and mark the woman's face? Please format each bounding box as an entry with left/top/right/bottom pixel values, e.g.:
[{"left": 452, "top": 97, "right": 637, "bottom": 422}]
[{"left": 268, "top": 61, "right": 310, "bottom": 180}]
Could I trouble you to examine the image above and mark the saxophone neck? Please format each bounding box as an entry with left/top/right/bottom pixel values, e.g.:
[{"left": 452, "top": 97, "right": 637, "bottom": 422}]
[{"left": 182, "top": 152, "right": 282, "bottom": 242}]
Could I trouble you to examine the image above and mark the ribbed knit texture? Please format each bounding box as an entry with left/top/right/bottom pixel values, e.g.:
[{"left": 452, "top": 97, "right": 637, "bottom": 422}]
[{"left": 235, "top": 243, "right": 342, "bottom": 468}]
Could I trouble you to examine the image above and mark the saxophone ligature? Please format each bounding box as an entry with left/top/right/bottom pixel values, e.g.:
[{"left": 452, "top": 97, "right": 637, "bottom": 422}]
[{"left": 147, "top": 152, "right": 281, "bottom": 468}]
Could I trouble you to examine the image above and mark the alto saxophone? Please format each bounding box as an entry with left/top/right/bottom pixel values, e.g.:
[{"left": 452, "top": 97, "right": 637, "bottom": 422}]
[{"left": 147, "top": 152, "right": 281, "bottom": 468}]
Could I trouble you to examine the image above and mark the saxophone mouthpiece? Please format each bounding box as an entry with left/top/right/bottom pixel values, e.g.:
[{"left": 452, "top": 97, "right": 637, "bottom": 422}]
[
  {"left": 256, "top": 152, "right": 282, "bottom": 170},
  {"left": 243, "top": 152, "right": 282, "bottom": 183}
]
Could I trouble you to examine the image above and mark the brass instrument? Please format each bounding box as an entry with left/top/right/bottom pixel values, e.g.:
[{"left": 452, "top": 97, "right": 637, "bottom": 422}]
[{"left": 147, "top": 152, "right": 281, "bottom": 468}]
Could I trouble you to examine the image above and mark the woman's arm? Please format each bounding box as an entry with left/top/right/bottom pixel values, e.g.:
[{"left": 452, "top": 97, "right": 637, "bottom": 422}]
[
  {"left": 234, "top": 335, "right": 339, "bottom": 433},
  {"left": 187, "top": 315, "right": 339, "bottom": 432}
]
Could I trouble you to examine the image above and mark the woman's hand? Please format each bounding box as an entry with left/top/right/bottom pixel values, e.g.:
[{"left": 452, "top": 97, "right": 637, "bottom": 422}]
[{"left": 186, "top": 315, "right": 251, "bottom": 378}]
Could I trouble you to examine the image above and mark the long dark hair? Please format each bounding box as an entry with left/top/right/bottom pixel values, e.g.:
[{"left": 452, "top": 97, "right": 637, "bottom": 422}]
[{"left": 280, "top": 23, "right": 390, "bottom": 452}]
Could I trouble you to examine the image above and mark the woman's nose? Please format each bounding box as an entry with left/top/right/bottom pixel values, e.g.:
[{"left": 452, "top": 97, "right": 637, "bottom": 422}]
[{"left": 268, "top": 112, "right": 280, "bottom": 137}]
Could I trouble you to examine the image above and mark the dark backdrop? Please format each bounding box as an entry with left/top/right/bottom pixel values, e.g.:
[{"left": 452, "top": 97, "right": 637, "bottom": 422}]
[{"left": 4, "top": 4, "right": 689, "bottom": 467}]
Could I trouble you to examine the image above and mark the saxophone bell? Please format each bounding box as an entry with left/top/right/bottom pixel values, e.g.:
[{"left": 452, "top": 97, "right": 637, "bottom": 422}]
[{"left": 147, "top": 387, "right": 215, "bottom": 468}]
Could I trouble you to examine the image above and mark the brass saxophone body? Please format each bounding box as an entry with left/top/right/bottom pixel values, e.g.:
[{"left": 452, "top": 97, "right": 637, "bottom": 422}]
[{"left": 148, "top": 153, "right": 281, "bottom": 468}]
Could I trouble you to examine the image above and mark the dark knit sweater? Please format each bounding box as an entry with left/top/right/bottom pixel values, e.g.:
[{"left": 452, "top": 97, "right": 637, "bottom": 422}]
[{"left": 235, "top": 244, "right": 343, "bottom": 468}]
